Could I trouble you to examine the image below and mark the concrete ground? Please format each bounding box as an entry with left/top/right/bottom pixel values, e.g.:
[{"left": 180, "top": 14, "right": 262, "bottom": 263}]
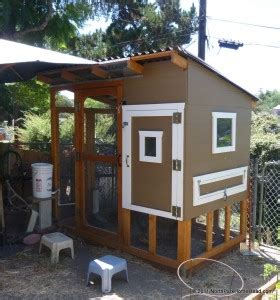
[{"left": 0, "top": 237, "right": 279, "bottom": 299}]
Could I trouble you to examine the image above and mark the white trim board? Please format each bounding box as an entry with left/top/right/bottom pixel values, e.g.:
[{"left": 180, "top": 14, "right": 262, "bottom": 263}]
[
  {"left": 122, "top": 102, "right": 185, "bottom": 220},
  {"left": 212, "top": 112, "right": 236, "bottom": 154},
  {"left": 193, "top": 166, "right": 248, "bottom": 206}
]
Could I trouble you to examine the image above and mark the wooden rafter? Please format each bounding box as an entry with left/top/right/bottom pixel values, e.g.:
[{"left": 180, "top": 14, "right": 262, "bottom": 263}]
[
  {"left": 127, "top": 59, "right": 144, "bottom": 74},
  {"left": 37, "top": 74, "right": 53, "bottom": 84},
  {"left": 171, "top": 52, "right": 188, "bottom": 70},
  {"left": 91, "top": 65, "right": 109, "bottom": 79},
  {"left": 131, "top": 51, "right": 172, "bottom": 61},
  {"left": 0, "top": 64, "right": 14, "bottom": 72},
  {"left": 61, "top": 70, "right": 81, "bottom": 82}
]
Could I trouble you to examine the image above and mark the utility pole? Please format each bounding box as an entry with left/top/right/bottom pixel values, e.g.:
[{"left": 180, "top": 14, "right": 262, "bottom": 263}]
[{"left": 198, "top": 0, "right": 207, "bottom": 60}]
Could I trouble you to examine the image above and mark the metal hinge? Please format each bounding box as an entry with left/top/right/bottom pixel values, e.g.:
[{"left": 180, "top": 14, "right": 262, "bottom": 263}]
[
  {"left": 173, "top": 159, "right": 181, "bottom": 171},
  {"left": 122, "top": 121, "right": 128, "bottom": 128},
  {"left": 75, "top": 152, "right": 81, "bottom": 161},
  {"left": 172, "top": 206, "right": 181, "bottom": 218},
  {"left": 74, "top": 102, "right": 80, "bottom": 112},
  {"left": 173, "top": 112, "right": 182, "bottom": 124}
]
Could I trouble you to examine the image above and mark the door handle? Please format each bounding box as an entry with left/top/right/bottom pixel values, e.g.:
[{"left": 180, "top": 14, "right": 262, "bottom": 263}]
[{"left": 126, "top": 155, "right": 130, "bottom": 167}]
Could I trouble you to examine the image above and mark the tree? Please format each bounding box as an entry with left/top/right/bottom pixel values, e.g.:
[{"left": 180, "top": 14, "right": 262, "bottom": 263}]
[
  {"left": 257, "top": 90, "right": 280, "bottom": 113},
  {"left": 70, "top": 0, "right": 198, "bottom": 58},
  {"left": 250, "top": 112, "right": 280, "bottom": 161},
  {"left": 0, "top": 80, "right": 50, "bottom": 120},
  {"left": 0, "top": 0, "right": 128, "bottom": 50}
]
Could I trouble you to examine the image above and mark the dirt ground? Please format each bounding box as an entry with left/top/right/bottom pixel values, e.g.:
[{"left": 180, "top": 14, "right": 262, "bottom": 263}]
[{"left": 0, "top": 236, "right": 279, "bottom": 300}]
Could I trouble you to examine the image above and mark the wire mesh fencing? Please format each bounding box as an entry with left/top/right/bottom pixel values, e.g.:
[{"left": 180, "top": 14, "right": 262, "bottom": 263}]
[{"left": 258, "top": 161, "right": 280, "bottom": 247}]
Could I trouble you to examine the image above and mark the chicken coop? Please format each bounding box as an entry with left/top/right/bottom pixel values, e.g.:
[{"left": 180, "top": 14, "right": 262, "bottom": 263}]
[{"left": 36, "top": 48, "right": 257, "bottom": 269}]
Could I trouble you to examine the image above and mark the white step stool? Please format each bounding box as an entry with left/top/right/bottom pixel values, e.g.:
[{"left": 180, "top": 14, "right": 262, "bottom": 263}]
[
  {"left": 87, "top": 255, "right": 129, "bottom": 293},
  {"left": 39, "top": 232, "right": 74, "bottom": 263}
]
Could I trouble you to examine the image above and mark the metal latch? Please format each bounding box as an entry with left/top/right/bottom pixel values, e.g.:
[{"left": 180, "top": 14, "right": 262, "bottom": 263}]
[
  {"left": 173, "top": 159, "right": 182, "bottom": 171},
  {"left": 172, "top": 206, "right": 181, "bottom": 218},
  {"left": 122, "top": 121, "right": 128, "bottom": 128},
  {"left": 173, "top": 112, "right": 182, "bottom": 124}
]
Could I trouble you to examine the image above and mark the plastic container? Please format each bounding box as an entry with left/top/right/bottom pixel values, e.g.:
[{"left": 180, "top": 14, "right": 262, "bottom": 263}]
[{"left": 31, "top": 163, "right": 53, "bottom": 198}]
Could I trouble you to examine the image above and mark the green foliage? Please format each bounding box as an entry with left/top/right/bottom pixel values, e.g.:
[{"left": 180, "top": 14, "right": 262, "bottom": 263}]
[
  {"left": 250, "top": 113, "right": 280, "bottom": 161},
  {"left": 70, "top": 0, "right": 198, "bottom": 59},
  {"left": 59, "top": 114, "right": 74, "bottom": 143},
  {"left": 257, "top": 90, "right": 280, "bottom": 113},
  {"left": 16, "top": 111, "right": 51, "bottom": 144},
  {"left": 0, "top": 80, "right": 49, "bottom": 120},
  {"left": 0, "top": 0, "right": 103, "bottom": 50},
  {"left": 263, "top": 263, "right": 279, "bottom": 280}
]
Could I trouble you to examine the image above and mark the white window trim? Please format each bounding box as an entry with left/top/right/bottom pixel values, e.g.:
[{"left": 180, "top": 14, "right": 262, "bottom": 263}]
[
  {"left": 212, "top": 112, "right": 236, "bottom": 154},
  {"left": 122, "top": 103, "right": 185, "bottom": 220},
  {"left": 193, "top": 166, "right": 248, "bottom": 206},
  {"left": 139, "top": 130, "right": 163, "bottom": 163}
]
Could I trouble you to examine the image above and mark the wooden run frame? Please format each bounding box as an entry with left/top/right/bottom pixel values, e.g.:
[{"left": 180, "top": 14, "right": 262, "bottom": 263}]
[{"left": 50, "top": 80, "right": 247, "bottom": 271}]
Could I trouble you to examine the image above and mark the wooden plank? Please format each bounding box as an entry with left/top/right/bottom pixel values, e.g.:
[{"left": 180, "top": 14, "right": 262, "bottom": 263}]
[
  {"left": 74, "top": 93, "right": 85, "bottom": 229},
  {"left": 206, "top": 211, "right": 214, "bottom": 251},
  {"left": 0, "top": 183, "right": 5, "bottom": 232},
  {"left": 184, "top": 234, "right": 245, "bottom": 270},
  {"left": 79, "top": 87, "right": 116, "bottom": 98},
  {"left": 91, "top": 66, "right": 109, "bottom": 79},
  {"left": 56, "top": 107, "right": 75, "bottom": 113},
  {"left": 50, "top": 79, "right": 123, "bottom": 91},
  {"left": 131, "top": 51, "right": 172, "bottom": 61},
  {"left": 37, "top": 74, "right": 53, "bottom": 84},
  {"left": 177, "top": 219, "right": 191, "bottom": 262},
  {"left": 122, "top": 209, "right": 131, "bottom": 246},
  {"left": 171, "top": 52, "right": 188, "bottom": 70},
  {"left": 116, "top": 84, "right": 124, "bottom": 244},
  {"left": 50, "top": 88, "right": 60, "bottom": 219},
  {"left": 123, "top": 245, "right": 178, "bottom": 269},
  {"left": 225, "top": 205, "right": 231, "bottom": 242},
  {"left": 149, "top": 215, "right": 157, "bottom": 255},
  {"left": 61, "top": 70, "right": 81, "bottom": 82},
  {"left": 127, "top": 59, "right": 144, "bottom": 74},
  {"left": 0, "top": 64, "right": 14, "bottom": 72},
  {"left": 240, "top": 199, "right": 247, "bottom": 236}
]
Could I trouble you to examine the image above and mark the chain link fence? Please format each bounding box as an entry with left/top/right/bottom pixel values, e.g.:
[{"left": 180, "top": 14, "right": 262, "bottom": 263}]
[{"left": 249, "top": 160, "right": 280, "bottom": 250}]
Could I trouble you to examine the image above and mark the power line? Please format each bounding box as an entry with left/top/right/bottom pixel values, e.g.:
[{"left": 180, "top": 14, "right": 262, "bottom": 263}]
[{"left": 207, "top": 16, "right": 280, "bottom": 30}]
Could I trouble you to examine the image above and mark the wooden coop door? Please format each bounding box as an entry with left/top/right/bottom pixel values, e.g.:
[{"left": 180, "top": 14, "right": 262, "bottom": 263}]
[
  {"left": 76, "top": 88, "right": 119, "bottom": 235},
  {"left": 122, "top": 103, "right": 185, "bottom": 220}
]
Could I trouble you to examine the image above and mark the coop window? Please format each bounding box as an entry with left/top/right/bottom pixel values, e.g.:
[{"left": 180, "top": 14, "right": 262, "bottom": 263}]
[
  {"left": 139, "top": 131, "right": 163, "bottom": 163},
  {"left": 212, "top": 112, "right": 236, "bottom": 153}
]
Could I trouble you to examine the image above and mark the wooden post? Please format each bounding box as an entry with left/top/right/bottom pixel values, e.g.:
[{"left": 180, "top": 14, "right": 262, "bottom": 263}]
[
  {"left": 0, "top": 183, "right": 5, "bottom": 233},
  {"left": 178, "top": 219, "right": 191, "bottom": 262},
  {"left": 50, "top": 88, "right": 60, "bottom": 219},
  {"left": 122, "top": 209, "right": 131, "bottom": 246},
  {"left": 149, "top": 215, "right": 157, "bottom": 255},
  {"left": 225, "top": 205, "right": 231, "bottom": 242},
  {"left": 116, "top": 84, "right": 124, "bottom": 244},
  {"left": 74, "top": 93, "right": 85, "bottom": 229},
  {"left": 240, "top": 199, "right": 247, "bottom": 236},
  {"left": 206, "top": 211, "right": 213, "bottom": 251}
]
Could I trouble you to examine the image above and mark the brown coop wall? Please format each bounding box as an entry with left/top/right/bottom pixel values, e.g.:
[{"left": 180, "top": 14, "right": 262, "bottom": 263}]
[
  {"left": 183, "top": 60, "right": 253, "bottom": 220},
  {"left": 123, "top": 60, "right": 187, "bottom": 104}
]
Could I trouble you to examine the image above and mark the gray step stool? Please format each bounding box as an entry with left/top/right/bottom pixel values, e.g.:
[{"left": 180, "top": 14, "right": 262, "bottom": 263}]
[
  {"left": 87, "top": 255, "right": 129, "bottom": 293},
  {"left": 39, "top": 232, "right": 74, "bottom": 263}
]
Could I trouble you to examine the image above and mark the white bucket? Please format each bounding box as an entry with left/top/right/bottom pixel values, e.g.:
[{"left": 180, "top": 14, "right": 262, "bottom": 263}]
[{"left": 31, "top": 163, "right": 53, "bottom": 198}]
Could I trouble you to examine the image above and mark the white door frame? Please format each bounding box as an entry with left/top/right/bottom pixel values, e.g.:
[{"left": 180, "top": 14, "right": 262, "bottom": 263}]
[{"left": 122, "top": 103, "right": 185, "bottom": 220}]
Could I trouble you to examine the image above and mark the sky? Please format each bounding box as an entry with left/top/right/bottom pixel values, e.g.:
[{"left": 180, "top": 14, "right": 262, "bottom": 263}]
[{"left": 80, "top": 0, "right": 280, "bottom": 96}]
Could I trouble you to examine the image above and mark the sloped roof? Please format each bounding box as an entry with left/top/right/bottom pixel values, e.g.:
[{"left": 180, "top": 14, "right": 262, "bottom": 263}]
[
  {"left": 0, "top": 39, "right": 95, "bottom": 83},
  {"left": 0, "top": 39, "right": 258, "bottom": 101}
]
